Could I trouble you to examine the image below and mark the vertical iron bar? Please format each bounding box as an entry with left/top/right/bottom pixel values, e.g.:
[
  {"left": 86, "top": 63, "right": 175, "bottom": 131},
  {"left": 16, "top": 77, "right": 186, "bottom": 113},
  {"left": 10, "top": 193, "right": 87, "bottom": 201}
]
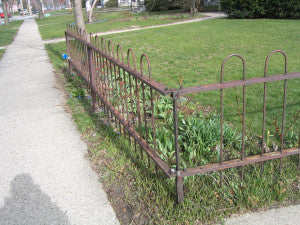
[
  {"left": 280, "top": 58, "right": 288, "bottom": 173},
  {"left": 122, "top": 69, "right": 131, "bottom": 145},
  {"left": 220, "top": 88, "right": 224, "bottom": 185},
  {"left": 150, "top": 88, "right": 158, "bottom": 173},
  {"left": 88, "top": 47, "right": 96, "bottom": 112},
  {"left": 65, "top": 32, "right": 72, "bottom": 74},
  {"left": 142, "top": 84, "right": 150, "bottom": 167},
  {"left": 241, "top": 84, "right": 246, "bottom": 183},
  {"left": 150, "top": 89, "right": 157, "bottom": 155},
  {"left": 241, "top": 60, "right": 246, "bottom": 183},
  {"left": 135, "top": 78, "right": 143, "bottom": 159},
  {"left": 279, "top": 80, "right": 287, "bottom": 171},
  {"left": 173, "top": 91, "right": 184, "bottom": 203},
  {"left": 261, "top": 81, "right": 267, "bottom": 175}
]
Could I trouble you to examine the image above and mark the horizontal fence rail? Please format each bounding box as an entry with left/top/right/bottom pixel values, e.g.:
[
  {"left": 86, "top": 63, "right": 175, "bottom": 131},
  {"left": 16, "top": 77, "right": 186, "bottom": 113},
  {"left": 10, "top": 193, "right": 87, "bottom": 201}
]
[{"left": 65, "top": 25, "right": 300, "bottom": 203}]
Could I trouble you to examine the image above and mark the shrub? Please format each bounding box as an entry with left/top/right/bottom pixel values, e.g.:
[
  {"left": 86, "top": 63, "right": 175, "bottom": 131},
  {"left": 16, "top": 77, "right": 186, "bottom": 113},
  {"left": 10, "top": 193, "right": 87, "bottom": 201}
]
[
  {"left": 221, "top": 0, "right": 300, "bottom": 19},
  {"left": 144, "top": 0, "right": 220, "bottom": 12},
  {"left": 105, "top": 0, "right": 118, "bottom": 8}
]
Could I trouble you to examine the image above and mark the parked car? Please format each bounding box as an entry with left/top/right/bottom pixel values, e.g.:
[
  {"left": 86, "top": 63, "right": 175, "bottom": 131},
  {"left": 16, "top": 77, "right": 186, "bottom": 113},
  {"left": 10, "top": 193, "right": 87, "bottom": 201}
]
[
  {"left": 19, "top": 9, "right": 28, "bottom": 15},
  {"left": 0, "top": 13, "right": 12, "bottom": 18}
]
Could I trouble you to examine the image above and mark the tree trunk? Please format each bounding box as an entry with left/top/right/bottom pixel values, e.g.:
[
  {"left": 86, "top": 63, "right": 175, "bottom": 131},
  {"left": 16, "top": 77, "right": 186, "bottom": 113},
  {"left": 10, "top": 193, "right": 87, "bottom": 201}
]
[
  {"left": 20, "top": 0, "right": 24, "bottom": 16},
  {"left": 87, "top": 0, "right": 98, "bottom": 23},
  {"left": 28, "top": 0, "right": 32, "bottom": 15},
  {"left": 72, "top": 0, "right": 86, "bottom": 31},
  {"left": 69, "top": 0, "right": 72, "bottom": 14},
  {"left": 192, "top": 0, "right": 196, "bottom": 17},
  {"left": 37, "top": 0, "right": 44, "bottom": 19},
  {"left": 2, "top": 0, "right": 9, "bottom": 25}
]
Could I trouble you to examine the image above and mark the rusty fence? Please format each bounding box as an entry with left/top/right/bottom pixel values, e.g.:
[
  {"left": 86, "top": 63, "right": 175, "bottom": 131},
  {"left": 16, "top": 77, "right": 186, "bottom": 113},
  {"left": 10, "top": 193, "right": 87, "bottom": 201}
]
[{"left": 65, "top": 25, "right": 300, "bottom": 203}]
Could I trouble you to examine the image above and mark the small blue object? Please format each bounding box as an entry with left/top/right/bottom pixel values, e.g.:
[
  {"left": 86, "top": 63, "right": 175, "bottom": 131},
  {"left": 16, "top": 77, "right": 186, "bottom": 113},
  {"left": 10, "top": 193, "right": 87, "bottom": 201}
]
[{"left": 62, "top": 54, "right": 68, "bottom": 59}]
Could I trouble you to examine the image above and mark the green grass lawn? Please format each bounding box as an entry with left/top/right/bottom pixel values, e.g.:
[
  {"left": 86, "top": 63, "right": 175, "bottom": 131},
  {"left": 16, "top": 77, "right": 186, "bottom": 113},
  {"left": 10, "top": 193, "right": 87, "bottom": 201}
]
[
  {"left": 0, "top": 20, "right": 23, "bottom": 47},
  {"left": 46, "top": 18, "right": 300, "bottom": 224},
  {"left": 104, "top": 18, "right": 300, "bottom": 134},
  {"left": 47, "top": 18, "right": 300, "bottom": 135},
  {"left": 0, "top": 20, "right": 23, "bottom": 60},
  {"left": 36, "top": 10, "right": 204, "bottom": 40},
  {"left": 0, "top": 49, "right": 5, "bottom": 59}
]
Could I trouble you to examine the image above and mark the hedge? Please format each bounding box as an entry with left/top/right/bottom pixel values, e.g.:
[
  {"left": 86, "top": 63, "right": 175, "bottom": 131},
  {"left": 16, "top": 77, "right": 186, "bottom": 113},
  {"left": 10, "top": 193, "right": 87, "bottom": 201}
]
[
  {"left": 221, "top": 0, "right": 300, "bottom": 19},
  {"left": 144, "top": 0, "right": 219, "bottom": 12}
]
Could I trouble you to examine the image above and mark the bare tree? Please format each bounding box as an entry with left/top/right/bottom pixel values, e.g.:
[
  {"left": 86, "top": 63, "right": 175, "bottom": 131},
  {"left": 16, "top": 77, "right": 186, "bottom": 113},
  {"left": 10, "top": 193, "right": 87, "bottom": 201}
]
[
  {"left": 37, "top": 0, "right": 44, "bottom": 18},
  {"left": 7, "top": 0, "right": 13, "bottom": 12},
  {"left": 86, "top": 0, "right": 99, "bottom": 23},
  {"left": 72, "top": 0, "right": 85, "bottom": 31},
  {"left": 19, "top": 0, "right": 25, "bottom": 16},
  {"left": 2, "top": 0, "right": 9, "bottom": 25},
  {"left": 28, "top": 0, "right": 32, "bottom": 15}
]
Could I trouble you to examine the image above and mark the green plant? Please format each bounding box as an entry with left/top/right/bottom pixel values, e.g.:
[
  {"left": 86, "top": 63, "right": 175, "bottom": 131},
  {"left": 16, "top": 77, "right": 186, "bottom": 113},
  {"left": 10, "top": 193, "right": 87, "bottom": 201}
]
[
  {"left": 178, "top": 114, "right": 242, "bottom": 167},
  {"left": 105, "top": 0, "right": 118, "bottom": 8},
  {"left": 283, "top": 128, "right": 299, "bottom": 149},
  {"left": 149, "top": 126, "right": 176, "bottom": 166},
  {"left": 221, "top": 0, "right": 300, "bottom": 19},
  {"left": 0, "top": 20, "right": 23, "bottom": 47}
]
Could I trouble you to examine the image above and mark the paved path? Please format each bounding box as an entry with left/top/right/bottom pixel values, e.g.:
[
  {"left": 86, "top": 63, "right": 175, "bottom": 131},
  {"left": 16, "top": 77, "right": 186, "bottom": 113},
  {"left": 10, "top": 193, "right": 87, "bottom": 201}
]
[
  {"left": 0, "top": 19, "right": 119, "bottom": 225},
  {"left": 43, "top": 12, "right": 226, "bottom": 44},
  {"left": 225, "top": 204, "right": 300, "bottom": 225}
]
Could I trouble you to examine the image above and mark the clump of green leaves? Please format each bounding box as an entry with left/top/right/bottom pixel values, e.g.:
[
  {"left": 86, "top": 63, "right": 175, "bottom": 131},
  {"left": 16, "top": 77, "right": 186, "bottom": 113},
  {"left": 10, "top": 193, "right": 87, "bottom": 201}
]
[{"left": 178, "top": 114, "right": 241, "bottom": 167}]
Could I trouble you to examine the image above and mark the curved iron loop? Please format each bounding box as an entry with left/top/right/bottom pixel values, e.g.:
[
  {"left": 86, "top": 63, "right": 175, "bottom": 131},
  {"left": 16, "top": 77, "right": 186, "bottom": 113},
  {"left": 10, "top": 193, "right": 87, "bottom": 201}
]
[
  {"left": 83, "top": 30, "right": 88, "bottom": 42},
  {"left": 221, "top": 54, "right": 246, "bottom": 83},
  {"left": 101, "top": 37, "right": 107, "bottom": 53},
  {"left": 108, "top": 40, "right": 115, "bottom": 58},
  {"left": 264, "top": 50, "right": 287, "bottom": 77},
  {"left": 127, "top": 48, "right": 136, "bottom": 71},
  {"left": 90, "top": 32, "right": 94, "bottom": 45},
  {"left": 94, "top": 35, "right": 100, "bottom": 49},
  {"left": 140, "top": 54, "right": 152, "bottom": 80},
  {"left": 116, "top": 44, "right": 124, "bottom": 64}
]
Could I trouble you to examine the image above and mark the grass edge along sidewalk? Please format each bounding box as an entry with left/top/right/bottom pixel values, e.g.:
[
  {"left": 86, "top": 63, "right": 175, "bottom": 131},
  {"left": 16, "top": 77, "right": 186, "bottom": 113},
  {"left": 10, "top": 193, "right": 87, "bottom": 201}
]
[
  {"left": 45, "top": 19, "right": 299, "bottom": 224},
  {"left": 0, "top": 20, "right": 23, "bottom": 60}
]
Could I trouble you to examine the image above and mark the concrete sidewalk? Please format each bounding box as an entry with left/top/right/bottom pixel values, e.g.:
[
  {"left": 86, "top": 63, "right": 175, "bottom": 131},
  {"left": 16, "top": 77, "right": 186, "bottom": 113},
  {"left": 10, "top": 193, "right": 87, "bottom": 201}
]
[
  {"left": 225, "top": 204, "right": 300, "bottom": 225},
  {"left": 0, "top": 19, "right": 119, "bottom": 224}
]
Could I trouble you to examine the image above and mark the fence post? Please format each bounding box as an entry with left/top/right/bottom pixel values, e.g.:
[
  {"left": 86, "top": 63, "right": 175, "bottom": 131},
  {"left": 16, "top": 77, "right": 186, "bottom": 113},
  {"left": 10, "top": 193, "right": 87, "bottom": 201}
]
[
  {"left": 65, "top": 31, "right": 72, "bottom": 74},
  {"left": 172, "top": 91, "right": 184, "bottom": 203},
  {"left": 87, "top": 46, "right": 97, "bottom": 112}
]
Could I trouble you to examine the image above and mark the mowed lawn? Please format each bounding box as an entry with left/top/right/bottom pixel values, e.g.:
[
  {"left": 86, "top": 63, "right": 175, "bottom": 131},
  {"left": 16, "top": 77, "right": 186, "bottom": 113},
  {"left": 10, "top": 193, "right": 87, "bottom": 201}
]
[
  {"left": 0, "top": 20, "right": 23, "bottom": 59},
  {"left": 105, "top": 19, "right": 300, "bottom": 134},
  {"left": 45, "top": 18, "right": 300, "bottom": 224},
  {"left": 36, "top": 10, "right": 204, "bottom": 40},
  {"left": 48, "top": 18, "right": 300, "bottom": 134}
]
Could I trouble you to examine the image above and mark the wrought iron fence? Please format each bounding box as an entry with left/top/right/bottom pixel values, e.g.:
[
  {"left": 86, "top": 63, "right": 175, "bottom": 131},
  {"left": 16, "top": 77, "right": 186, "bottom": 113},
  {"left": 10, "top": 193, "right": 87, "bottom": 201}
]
[{"left": 65, "top": 25, "right": 300, "bottom": 203}]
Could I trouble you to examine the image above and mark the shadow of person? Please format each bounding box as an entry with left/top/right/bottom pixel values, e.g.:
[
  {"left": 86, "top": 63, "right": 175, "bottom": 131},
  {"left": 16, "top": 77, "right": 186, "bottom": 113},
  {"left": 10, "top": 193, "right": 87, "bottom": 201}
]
[{"left": 0, "top": 174, "right": 70, "bottom": 225}]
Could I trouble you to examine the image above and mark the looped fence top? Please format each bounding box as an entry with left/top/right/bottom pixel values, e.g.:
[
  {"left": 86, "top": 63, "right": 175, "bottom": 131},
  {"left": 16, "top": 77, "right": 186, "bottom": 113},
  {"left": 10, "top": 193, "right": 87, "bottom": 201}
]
[
  {"left": 140, "top": 54, "right": 151, "bottom": 81},
  {"left": 108, "top": 40, "right": 115, "bottom": 58},
  {"left": 265, "top": 50, "right": 287, "bottom": 76},
  {"left": 101, "top": 37, "right": 107, "bottom": 53},
  {"left": 117, "top": 44, "right": 124, "bottom": 64},
  {"left": 221, "top": 54, "right": 246, "bottom": 83},
  {"left": 127, "top": 48, "right": 136, "bottom": 71}
]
